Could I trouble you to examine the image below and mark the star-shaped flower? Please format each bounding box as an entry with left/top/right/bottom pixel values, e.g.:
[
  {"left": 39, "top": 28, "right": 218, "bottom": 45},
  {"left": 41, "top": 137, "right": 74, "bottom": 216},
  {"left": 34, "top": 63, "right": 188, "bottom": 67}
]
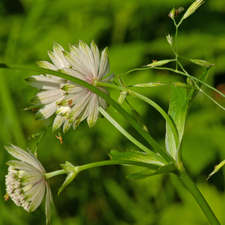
[{"left": 26, "top": 40, "right": 114, "bottom": 133}]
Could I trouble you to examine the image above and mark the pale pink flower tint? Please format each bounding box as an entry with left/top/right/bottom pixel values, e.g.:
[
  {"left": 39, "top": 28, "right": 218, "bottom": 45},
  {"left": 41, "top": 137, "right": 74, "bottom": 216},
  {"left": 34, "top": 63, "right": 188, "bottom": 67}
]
[
  {"left": 26, "top": 40, "right": 114, "bottom": 133},
  {"left": 5, "top": 144, "right": 53, "bottom": 224}
]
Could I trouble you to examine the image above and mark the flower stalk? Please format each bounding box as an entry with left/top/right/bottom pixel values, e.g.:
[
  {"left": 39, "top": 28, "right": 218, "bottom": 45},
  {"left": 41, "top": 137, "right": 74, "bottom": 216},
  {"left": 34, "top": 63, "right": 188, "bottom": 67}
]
[{"left": 179, "top": 166, "right": 220, "bottom": 225}]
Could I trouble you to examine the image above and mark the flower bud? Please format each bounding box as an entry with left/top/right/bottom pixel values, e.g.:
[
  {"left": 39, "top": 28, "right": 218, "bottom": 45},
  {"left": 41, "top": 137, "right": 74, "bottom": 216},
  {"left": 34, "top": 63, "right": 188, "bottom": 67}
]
[
  {"left": 118, "top": 91, "right": 127, "bottom": 106},
  {"left": 190, "top": 59, "right": 214, "bottom": 67},
  {"left": 182, "top": 0, "right": 205, "bottom": 20},
  {"left": 145, "top": 59, "right": 172, "bottom": 67},
  {"left": 168, "top": 8, "right": 176, "bottom": 18},
  {"left": 166, "top": 34, "right": 173, "bottom": 46}
]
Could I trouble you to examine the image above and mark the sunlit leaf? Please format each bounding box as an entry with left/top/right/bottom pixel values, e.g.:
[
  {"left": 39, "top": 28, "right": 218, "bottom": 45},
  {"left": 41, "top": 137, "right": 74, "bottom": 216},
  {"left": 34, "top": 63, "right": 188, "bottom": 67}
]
[
  {"left": 165, "top": 85, "right": 188, "bottom": 161},
  {"left": 109, "top": 149, "right": 164, "bottom": 166}
]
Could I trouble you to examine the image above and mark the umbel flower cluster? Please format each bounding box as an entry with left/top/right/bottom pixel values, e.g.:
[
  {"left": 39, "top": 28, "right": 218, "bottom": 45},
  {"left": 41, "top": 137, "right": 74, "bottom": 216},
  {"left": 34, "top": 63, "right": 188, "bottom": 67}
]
[
  {"left": 26, "top": 40, "right": 114, "bottom": 133},
  {"left": 5, "top": 144, "right": 53, "bottom": 224}
]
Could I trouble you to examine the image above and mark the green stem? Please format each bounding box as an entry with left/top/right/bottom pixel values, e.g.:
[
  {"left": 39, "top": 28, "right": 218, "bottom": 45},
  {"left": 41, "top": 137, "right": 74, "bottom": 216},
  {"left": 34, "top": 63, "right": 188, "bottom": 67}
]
[
  {"left": 179, "top": 166, "right": 221, "bottom": 225},
  {"left": 97, "top": 81, "right": 179, "bottom": 151},
  {"left": 174, "top": 62, "right": 225, "bottom": 111},
  {"left": 94, "top": 80, "right": 123, "bottom": 91},
  {"left": 99, "top": 107, "right": 166, "bottom": 164},
  {"left": 151, "top": 66, "right": 225, "bottom": 99},
  {"left": 45, "top": 169, "right": 67, "bottom": 179},
  {"left": 0, "top": 63, "right": 171, "bottom": 163},
  {"left": 77, "top": 160, "right": 160, "bottom": 172},
  {"left": 128, "top": 90, "right": 179, "bottom": 149},
  {"left": 130, "top": 82, "right": 197, "bottom": 89},
  {"left": 172, "top": 18, "right": 179, "bottom": 70}
]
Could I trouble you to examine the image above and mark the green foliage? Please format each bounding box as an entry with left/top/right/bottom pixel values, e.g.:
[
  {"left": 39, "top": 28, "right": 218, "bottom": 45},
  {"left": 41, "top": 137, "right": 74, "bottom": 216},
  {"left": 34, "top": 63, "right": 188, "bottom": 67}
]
[
  {"left": 1, "top": 0, "right": 225, "bottom": 224},
  {"left": 165, "top": 85, "right": 188, "bottom": 161}
]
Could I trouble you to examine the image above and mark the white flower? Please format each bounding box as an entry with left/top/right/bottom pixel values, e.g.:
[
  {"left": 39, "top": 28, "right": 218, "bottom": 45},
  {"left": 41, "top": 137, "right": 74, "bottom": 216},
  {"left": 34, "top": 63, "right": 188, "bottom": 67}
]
[
  {"left": 5, "top": 144, "right": 53, "bottom": 224},
  {"left": 26, "top": 40, "right": 114, "bottom": 133}
]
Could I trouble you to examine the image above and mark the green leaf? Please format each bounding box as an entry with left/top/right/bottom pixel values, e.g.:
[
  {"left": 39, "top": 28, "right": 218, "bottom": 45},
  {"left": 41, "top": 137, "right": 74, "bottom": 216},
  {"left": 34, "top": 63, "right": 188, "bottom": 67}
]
[
  {"left": 58, "top": 172, "right": 77, "bottom": 195},
  {"left": 127, "top": 162, "right": 177, "bottom": 180},
  {"left": 165, "top": 85, "right": 188, "bottom": 162},
  {"left": 58, "top": 161, "right": 78, "bottom": 195},
  {"left": 109, "top": 149, "right": 164, "bottom": 166},
  {"left": 166, "top": 68, "right": 211, "bottom": 163}
]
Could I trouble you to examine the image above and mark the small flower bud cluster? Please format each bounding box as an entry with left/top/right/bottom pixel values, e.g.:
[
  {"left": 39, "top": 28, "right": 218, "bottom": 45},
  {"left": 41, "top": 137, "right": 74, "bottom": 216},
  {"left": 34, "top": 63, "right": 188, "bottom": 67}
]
[{"left": 5, "top": 166, "right": 31, "bottom": 211}]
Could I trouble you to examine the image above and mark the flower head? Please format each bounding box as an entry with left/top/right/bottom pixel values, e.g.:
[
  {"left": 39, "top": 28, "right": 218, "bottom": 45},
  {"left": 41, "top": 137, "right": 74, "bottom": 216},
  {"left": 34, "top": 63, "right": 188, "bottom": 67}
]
[
  {"left": 26, "top": 40, "right": 114, "bottom": 133},
  {"left": 5, "top": 144, "right": 53, "bottom": 224}
]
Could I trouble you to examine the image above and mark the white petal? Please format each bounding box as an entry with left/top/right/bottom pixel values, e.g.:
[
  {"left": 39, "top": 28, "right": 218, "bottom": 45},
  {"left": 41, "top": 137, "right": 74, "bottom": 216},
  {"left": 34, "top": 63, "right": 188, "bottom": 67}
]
[
  {"left": 37, "top": 61, "right": 57, "bottom": 71},
  {"left": 28, "top": 181, "right": 45, "bottom": 212},
  {"left": 69, "top": 45, "right": 93, "bottom": 77},
  {"left": 78, "top": 40, "right": 96, "bottom": 78},
  {"left": 20, "top": 171, "right": 44, "bottom": 186},
  {"left": 63, "top": 50, "right": 90, "bottom": 77},
  {"left": 48, "top": 45, "right": 67, "bottom": 69},
  {"left": 26, "top": 149, "right": 46, "bottom": 172},
  {"left": 63, "top": 119, "right": 73, "bottom": 133},
  {"left": 101, "top": 73, "right": 115, "bottom": 83},
  {"left": 69, "top": 91, "right": 92, "bottom": 118},
  {"left": 59, "top": 90, "right": 86, "bottom": 106},
  {"left": 31, "top": 89, "right": 65, "bottom": 105},
  {"left": 59, "top": 67, "right": 88, "bottom": 82},
  {"left": 25, "top": 75, "right": 61, "bottom": 90},
  {"left": 98, "top": 47, "right": 110, "bottom": 80},
  {"left": 36, "top": 101, "right": 58, "bottom": 120},
  {"left": 61, "top": 83, "right": 83, "bottom": 93},
  {"left": 45, "top": 182, "right": 54, "bottom": 225},
  {"left": 5, "top": 145, "right": 44, "bottom": 172},
  {"left": 53, "top": 42, "right": 69, "bottom": 68},
  {"left": 91, "top": 40, "right": 100, "bottom": 78},
  {"left": 87, "top": 93, "right": 99, "bottom": 128},
  {"left": 99, "top": 96, "right": 108, "bottom": 109},
  {"left": 52, "top": 114, "right": 66, "bottom": 132},
  {"left": 45, "top": 74, "right": 65, "bottom": 83},
  {"left": 6, "top": 160, "right": 40, "bottom": 173},
  {"left": 98, "top": 87, "right": 109, "bottom": 110}
]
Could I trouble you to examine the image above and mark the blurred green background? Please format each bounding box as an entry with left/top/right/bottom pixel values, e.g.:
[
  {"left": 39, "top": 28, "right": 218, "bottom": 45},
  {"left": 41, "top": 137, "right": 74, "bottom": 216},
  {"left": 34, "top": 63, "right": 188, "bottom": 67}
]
[{"left": 1, "top": 0, "right": 225, "bottom": 224}]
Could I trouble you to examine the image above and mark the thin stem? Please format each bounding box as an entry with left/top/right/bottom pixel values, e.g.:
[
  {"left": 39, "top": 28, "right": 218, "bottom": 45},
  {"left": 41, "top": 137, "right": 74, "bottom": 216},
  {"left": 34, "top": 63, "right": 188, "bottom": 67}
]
[
  {"left": 45, "top": 169, "right": 67, "bottom": 179},
  {"left": 99, "top": 107, "right": 166, "bottom": 164},
  {"left": 94, "top": 80, "right": 123, "bottom": 91},
  {"left": 151, "top": 66, "right": 225, "bottom": 99},
  {"left": 179, "top": 166, "right": 220, "bottom": 225},
  {"left": 130, "top": 82, "right": 197, "bottom": 89},
  {"left": 0, "top": 63, "right": 172, "bottom": 163},
  {"left": 172, "top": 18, "right": 179, "bottom": 70},
  {"left": 176, "top": 61, "right": 225, "bottom": 110},
  {"left": 77, "top": 160, "right": 160, "bottom": 172},
  {"left": 128, "top": 90, "right": 179, "bottom": 149}
]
